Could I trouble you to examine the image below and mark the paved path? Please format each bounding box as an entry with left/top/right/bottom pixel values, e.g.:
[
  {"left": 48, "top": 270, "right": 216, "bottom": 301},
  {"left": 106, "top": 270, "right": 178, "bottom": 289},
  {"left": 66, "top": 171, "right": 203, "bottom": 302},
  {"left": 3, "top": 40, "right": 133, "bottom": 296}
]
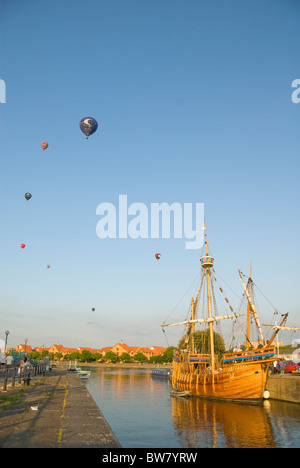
[{"left": 0, "top": 369, "right": 121, "bottom": 448}]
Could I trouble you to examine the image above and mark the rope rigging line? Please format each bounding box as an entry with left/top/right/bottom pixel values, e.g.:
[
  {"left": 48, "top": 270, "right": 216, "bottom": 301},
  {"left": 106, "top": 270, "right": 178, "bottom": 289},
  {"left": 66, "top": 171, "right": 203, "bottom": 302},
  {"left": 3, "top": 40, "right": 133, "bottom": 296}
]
[
  {"left": 162, "top": 328, "right": 170, "bottom": 348},
  {"left": 210, "top": 275, "right": 222, "bottom": 337},
  {"left": 240, "top": 272, "right": 281, "bottom": 315},
  {"left": 211, "top": 271, "right": 236, "bottom": 315},
  {"left": 162, "top": 271, "right": 201, "bottom": 325},
  {"left": 214, "top": 271, "right": 242, "bottom": 300}
]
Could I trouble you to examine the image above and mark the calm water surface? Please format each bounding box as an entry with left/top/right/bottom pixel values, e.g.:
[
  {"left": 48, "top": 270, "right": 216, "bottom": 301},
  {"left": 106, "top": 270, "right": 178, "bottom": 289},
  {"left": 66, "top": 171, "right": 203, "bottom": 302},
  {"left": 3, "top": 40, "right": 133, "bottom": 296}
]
[{"left": 85, "top": 367, "right": 300, "bottom": 448}]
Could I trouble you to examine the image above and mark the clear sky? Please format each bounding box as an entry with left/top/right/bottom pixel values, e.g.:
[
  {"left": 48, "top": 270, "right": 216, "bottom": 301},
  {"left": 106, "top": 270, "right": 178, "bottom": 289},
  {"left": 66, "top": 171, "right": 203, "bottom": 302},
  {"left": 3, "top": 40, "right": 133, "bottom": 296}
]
[{"left": 0, "top": 0, "right": 299, "bottom": 350}]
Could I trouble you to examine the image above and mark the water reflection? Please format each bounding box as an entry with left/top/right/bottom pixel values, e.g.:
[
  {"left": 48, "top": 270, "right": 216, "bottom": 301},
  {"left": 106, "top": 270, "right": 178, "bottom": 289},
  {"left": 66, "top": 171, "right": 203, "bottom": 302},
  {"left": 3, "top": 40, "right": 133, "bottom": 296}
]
[
  {"left": 172, "top": 396, "right": 276, "bottom": 448},
  {"left": 86, "top": 367, "right": 300, "bottom": 448}
]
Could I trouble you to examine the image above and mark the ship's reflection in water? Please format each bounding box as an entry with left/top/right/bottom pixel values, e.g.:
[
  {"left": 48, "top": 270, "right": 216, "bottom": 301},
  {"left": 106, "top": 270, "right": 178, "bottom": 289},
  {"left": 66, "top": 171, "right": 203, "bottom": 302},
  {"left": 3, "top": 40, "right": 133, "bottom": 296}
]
[
  {"left": 172, "top": 396, "right": 276, "bottom": 448},
  {"left": 86, "top": 367, "right": 300, "bottom": 448}
]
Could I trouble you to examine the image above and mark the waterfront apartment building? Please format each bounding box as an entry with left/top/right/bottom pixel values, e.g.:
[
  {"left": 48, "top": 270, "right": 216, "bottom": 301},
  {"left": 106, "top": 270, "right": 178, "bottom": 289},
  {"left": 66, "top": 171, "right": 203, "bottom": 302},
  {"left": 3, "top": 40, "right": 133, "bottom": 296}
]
[{"left": 14, "top": 342, "right": 167, "bottom": 361}]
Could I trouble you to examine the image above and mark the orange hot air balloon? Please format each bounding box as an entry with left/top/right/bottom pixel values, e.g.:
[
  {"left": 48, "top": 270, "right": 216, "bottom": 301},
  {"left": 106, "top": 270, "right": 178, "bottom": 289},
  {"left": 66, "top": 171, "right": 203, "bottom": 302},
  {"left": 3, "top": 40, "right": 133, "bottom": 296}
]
[
  {"left": 46, "top": 265, "right": 50, "bottom": 269},
  {"left": 41, "top": 142, "right": 48, "bottom": 150},
  {"left": 20, "top": 243, "right": 26, "bottom": 249}
]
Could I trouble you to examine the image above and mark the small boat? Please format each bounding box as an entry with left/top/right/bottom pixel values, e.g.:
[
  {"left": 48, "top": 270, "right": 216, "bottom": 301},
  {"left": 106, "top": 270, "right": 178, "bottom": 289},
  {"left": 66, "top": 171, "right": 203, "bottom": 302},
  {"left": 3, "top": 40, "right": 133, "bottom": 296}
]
[
  {"left": 77, "top": 370, "right": 91, "bottom": 379},
  {"left": 68, "top": 360, "right": 81, "bottom": 372},
  {"left": 151, "top": 368, "right": 172, "bottom": 378},
  {"left": 170, "top": 389, "right": 192, "bottom": 398}
]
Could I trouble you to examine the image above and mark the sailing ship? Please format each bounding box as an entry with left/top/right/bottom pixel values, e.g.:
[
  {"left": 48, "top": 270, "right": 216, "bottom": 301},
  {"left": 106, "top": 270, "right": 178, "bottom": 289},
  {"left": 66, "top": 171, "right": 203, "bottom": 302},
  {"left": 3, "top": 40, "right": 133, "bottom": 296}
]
[{"left": 162, "top": 223, "right": 299, "bottom": 405}]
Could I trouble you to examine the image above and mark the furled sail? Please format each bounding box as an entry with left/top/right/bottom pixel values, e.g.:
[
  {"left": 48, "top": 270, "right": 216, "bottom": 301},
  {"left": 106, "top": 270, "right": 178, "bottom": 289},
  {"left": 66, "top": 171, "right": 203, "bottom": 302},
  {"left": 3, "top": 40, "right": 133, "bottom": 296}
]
[
  {"left": 238, "top": 269, "right": 265, "bottom": 344},
  {"left": 263, "top": 324, "right": 300, "bottom": 331},
  {"left": 162, "top": 313, "right": 245, "bottom": 328}
]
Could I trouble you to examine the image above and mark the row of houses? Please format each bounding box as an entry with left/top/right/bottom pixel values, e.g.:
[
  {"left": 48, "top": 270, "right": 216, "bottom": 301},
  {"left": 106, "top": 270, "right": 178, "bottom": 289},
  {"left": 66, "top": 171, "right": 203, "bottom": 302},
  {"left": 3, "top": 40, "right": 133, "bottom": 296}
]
[{"left": 14, "top": 342, "right": 167, "bottom": 360}]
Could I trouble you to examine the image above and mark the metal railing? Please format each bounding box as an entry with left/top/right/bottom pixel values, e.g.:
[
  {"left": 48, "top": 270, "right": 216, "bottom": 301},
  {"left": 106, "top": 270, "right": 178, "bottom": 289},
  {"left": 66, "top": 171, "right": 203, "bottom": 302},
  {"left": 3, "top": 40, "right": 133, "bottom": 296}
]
[{"left": 0, "top": 362, "right": 46, "bottom": 391}]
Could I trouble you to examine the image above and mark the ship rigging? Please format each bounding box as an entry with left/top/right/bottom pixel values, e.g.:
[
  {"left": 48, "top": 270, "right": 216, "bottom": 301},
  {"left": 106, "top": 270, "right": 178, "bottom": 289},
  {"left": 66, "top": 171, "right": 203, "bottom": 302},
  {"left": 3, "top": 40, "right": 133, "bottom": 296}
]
[{"left": 161, "top": 222, "right": 299, "bottom": 404}]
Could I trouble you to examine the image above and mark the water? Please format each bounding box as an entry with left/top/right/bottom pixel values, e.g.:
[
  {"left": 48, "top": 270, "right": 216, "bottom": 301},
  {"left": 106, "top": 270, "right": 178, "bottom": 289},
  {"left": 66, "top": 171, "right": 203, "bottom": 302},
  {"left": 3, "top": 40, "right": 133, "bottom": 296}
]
[{"left": 85, "top": 367, "right": 300, "bottom": 448}]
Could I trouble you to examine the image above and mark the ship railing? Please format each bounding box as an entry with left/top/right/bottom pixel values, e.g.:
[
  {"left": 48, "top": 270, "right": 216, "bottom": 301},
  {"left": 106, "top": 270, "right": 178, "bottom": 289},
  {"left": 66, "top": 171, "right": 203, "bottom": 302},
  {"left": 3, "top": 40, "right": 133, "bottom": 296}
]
[
  {"left": 188, "top": 353, "right": 211, "bottom": 363},
  {"left": 223, "top": 346, "right": 276, "bottom": 364},
  {"left": 173, "top": 350, "right": 211, "bottom": 363}
]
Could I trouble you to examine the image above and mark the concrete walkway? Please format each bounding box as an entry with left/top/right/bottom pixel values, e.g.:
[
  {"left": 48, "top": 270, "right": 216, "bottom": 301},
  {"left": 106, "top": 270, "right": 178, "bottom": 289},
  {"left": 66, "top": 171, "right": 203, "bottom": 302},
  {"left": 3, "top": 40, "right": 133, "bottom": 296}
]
[{"left": 0, "top": 369, "right": 121, "bottom": 448}]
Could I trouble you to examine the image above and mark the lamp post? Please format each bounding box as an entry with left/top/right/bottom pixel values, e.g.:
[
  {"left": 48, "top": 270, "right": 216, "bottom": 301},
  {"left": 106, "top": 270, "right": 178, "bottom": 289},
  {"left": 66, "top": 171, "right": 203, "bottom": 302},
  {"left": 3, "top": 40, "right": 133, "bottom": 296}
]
[
  {"left": 4, "top": 330, "right": 9, "bottom": 355},
  {"left": 24, "top": 338, "right": 28, "bottom": 355}
]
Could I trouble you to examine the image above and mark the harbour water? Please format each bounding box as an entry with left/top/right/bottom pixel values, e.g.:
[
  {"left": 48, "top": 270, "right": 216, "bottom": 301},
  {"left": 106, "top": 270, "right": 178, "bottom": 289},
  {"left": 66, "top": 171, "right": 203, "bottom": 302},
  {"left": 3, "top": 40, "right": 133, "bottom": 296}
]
[{"left": 85, "top": 367, "right": 300, "bottom": 448}]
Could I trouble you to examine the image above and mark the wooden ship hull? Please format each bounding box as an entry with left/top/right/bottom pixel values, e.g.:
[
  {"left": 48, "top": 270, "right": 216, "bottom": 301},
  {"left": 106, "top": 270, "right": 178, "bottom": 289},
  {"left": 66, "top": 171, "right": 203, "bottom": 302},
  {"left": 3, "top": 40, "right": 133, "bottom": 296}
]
[
  {"left": 172, "top": 353, "right": 275, "bottom": 405},
  {"left": 162, "top": 222, "right": 297, "bottom": 405}
]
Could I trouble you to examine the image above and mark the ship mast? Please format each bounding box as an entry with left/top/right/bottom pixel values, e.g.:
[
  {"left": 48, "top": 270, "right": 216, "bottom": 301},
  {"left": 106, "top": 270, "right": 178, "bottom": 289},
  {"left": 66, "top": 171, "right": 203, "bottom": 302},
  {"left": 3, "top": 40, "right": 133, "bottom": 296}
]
[
  {"left": 190, "top": 297, "right": 195, "bottom": 352},
  {"left": 265, "top": 313, "right": 289, "bottom": 347},
  {"left": 201, "top": 221, "right": 215, "bottom": 374},
  {"left": 246, "top": 264, "right": 252, "bottom": 350},
  {"left": 238, "top": 269, "right": 265, "bottom": 345}
]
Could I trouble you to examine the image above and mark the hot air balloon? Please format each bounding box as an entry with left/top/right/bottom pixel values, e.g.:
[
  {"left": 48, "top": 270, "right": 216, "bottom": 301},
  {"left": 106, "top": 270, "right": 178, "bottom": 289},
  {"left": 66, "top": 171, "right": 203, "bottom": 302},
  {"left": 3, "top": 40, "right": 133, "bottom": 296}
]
[
  {"left": 46, "top": 265, "right": 50, "bottom": 269},
  {"left": 91, "top": 308, "right": 95, "bottom": 312},
  {"left": 24, "top": 193, "right": 32, "bottom": 201},
  {"left": 20, "top": 244, "right": 26, "bottom": 249},
  {"left": 41, "top": 142, "right": 48, "bottom": 150},
  {"left": 79, "top": 117, "right": 98, "bottom": 139},
  {"left": 155, "top": 253, "right": 161, "bottom": 261}
]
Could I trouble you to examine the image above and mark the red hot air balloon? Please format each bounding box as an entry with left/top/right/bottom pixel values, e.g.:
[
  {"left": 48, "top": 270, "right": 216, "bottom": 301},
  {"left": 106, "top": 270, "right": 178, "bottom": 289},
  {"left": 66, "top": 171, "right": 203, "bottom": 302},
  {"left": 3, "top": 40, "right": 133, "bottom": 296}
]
[
  {"left": 155, "top": 253, "right": 161, "bottom": 261},
  {"left": 41, "top": 142, "right": 48, "bottom": 150},
  {"left": 20, "top": 244, "right": 26, "bottom": 249}
]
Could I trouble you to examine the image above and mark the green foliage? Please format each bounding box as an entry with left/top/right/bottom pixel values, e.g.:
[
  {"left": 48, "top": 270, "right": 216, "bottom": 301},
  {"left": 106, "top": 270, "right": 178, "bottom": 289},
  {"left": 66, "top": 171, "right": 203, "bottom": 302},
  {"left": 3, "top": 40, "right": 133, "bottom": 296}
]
[
  {"left": 66, "top": 351, "right": 81, "bottom": 361},
  {"left": 120, "top": 352, "right": 131, "bottom": 362},
  {"left": 80, "top": 349, "right": 93, "bottom": 362},
  {"left": 105, "top": 350, "right": 116, "bottom": 361},
  {"left": 149, "top": 355, "right": 164, "bottom": 364},
  {"left": 0, "top": 393, "right": 25, "bottom": 410},
  {"left": 162, "top": 346, "right": 176, "bottom": 362},
  {"left": 179, "top": 330, "right": 225, "bottom": 359},
  {"left": 92, "top": 352, "right": 102, "bottom": 361},
  {"left": 134, "top": 352, "right": 147, "bottom": 362}
]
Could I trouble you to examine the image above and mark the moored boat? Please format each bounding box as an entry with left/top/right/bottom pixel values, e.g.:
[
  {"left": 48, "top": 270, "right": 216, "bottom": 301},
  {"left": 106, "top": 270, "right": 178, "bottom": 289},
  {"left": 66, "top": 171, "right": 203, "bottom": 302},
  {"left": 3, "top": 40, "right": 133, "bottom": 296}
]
[
  {"left": 68, "top": 360, "right": 81, "bottom": 372},
  {"left": 78, "top": 370, "right": 91, "bottom": 379},
  {"left": 162, "top": 222, "right": 299, "bottom": 405},
  {"left": 151, "top": 368, "right": 172, "bottom": 378},
  {"left": 170, "top": 389, "right": 192, "bottom": 398}
]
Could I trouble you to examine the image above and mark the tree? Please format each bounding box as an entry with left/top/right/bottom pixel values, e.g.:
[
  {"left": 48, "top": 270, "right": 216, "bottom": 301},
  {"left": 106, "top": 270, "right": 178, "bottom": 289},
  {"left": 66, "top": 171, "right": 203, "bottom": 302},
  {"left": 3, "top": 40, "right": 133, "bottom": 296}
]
[
  {"left": 66, "top": 351, "right": 81, "bottom": 361},
  {"left": 105, "top": 351, "right": 116, "bottom": 362},
  {"left": 179, "top": 329, "right": 225, "bottom": 360},
  {"left": 162, "top": 347, "right": 176, "bottom": 362},
  {"left": 54, "top": 352, "right": 63, "bottom": 361},
  {"left": 134, "top": 352, "right": 147, "bottom": 362},
  {"left": 120, "top": 352, "right": 131, "bottom": 362},
  {"left": 92, "top": 352, "right": 102, "bottom": 361},
  {"left": 80, "top": 349, "right": 93, "bottom": 362},
  {"left": 149, "top": 355, "right": 164, "bottom": 364}
]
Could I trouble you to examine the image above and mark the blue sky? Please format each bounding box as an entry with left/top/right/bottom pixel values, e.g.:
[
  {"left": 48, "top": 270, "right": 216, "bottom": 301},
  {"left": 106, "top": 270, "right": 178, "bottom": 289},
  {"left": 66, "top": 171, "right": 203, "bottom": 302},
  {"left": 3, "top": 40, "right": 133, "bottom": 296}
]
[{"left": 0, "top": 0, "right": 299, "bottom": 349}]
